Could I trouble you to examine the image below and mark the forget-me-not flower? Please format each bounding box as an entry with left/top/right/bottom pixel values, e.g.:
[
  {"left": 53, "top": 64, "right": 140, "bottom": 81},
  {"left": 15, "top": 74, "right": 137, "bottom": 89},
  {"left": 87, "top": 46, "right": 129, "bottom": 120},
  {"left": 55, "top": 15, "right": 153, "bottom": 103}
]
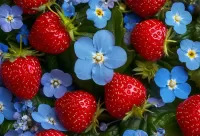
[
  {"left": 123, "top": 130, "right": 148, "bottom": 136},
  {"left": 0, "top": 43, "right": 8, "bottom": 64},
  {"left": 0, "top": 4, "right": 23, "bottom": 32},
  {"left": 32, "top": 104, "right": 66, "bottom": 131},
  {"left": 165, "top": 2, "right": 192, "bottom": 34},
  {"left": 5, "top": 130, "right": 34, "bottom": 136},
  {"left": 124, "top": 13, "right": 141, "bottom": 31},
  {"left": 0, "top": 87, "right": 15, "bottom": 124},
  {"left": 41, "top": 69, "right": 72, "bottom": 98},
  {"left": 147, "top": 97, "right": 165, "bottom": 108},
  {"left": 74, "top": 30, "right": 127, "bottom": 85},
  {"left": 177, "top": 39, "right": 200, "bottom": 70},
  {"left": 100, "top": 0, "right": 118, "bottom": 9},
  {"left": 14, "top": 100, "right": 33, "bottom": 113},
  {"left": 87, "top": 0, "right": 111, "bottom": 28},
  {"left": 16, "top": 25, "right": 30, "bottom": 46},
  {"left": 154, "top": 66, "right": 191, "bottom": 103},
  {"left": 62, "top": 1, "right": 75, "bottom": 17}
]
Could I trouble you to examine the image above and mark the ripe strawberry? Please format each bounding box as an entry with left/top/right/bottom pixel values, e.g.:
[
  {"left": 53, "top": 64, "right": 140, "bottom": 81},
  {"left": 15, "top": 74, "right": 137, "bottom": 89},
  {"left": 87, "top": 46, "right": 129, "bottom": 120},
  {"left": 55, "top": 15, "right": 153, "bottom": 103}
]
[
  {"left": 14, "top": 0, "right": 48, "bottom": 14},
  {"left": 55, "top": 91, "right": 97, "bottom": 133},
  {"left": 1, "top": 56, "right": 42, "bottom": 100},
  {"left": 125, "top": 0, "right": 166, "bottom": 18},
  {"left": 176, "top": 95, "right": 200, "bottom": 136},
  {"left": 131, "top": 19, "right": 167, "bottom": 61},
  {"left": 29, "top": 12, "right": 71, "bottom": 54},
  {"left": 105, "top": 73, "right": 147, "bottom": 119},
  {"left": 36, "top": 129, "right": 65, "bottom": 136}
]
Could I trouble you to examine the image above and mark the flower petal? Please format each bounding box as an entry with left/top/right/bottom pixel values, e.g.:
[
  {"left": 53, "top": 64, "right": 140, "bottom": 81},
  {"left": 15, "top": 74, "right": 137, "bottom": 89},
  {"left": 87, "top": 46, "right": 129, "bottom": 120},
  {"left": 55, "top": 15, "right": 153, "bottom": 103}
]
[
  {"left": 54, "top": 85, "right": 67, "bottom": 98},
  {"left": 177, "top": 48, "right": 190, "bottom": 63},
  {"left": 186, "top": 59, "right": 200, "bottom": 70},
  {"left": 75, "top": 59, "right": 94, "bottom": 80},
  {"left": 11, "top": 6, "right": 23, "bottom": 16},
  {"left": 154, "top": 68, "right": 170, "bottom": 87},
  {"left": 43, "top": 84, "right": 55, "bottom": 98},
  {"left": 160, "top": 87, "right": 175, "bottom": 103},
  {"left": 51, "top": 69, "right": 72, "bottom": 87},
  {"left": 103, "top": 9, "right": 111, "bottom": 20},
  {"left": 74, "top": 37, "right": 95, "bottom": 59},
  {"left": 11, "top": 18, "right": 23, "bottom": 29},
  {"left": 0, "top": 113, "right": 4, "bottom": 124},
  {"left": 86, "top": 9, "right": 97, "bottom": 21},
  {"left": 89, "top": 0, "right": 99, "bottom": 9},
  {"left": 171, "top": 66, "right": 188, "bottom": 83},
  {"left": 180, "top": 11, "right": 192, "bottom": 25},
  {"left": 165, "top": 11, "right": 175, "bottom": 26},
  {"left": 55, "top": 122, "right": 67, "bottom": 131},
  {"left": 92, "top": 64, "right": 114, "bottom": 85},
  {"left": 31, "top": 112, "right": 46, "bottom": 123},
  {"left": 41, "top": 73, "right": 52, "bottom": 85},
  {"left": 1, "top": 22, "right": 12, "bottom": 32},
  {"left": 174, "top": 24, "right": 187, "bottom": 34},
  {"left": 180, "top": 39, "right": 194, "bottom": 52},
  {"left": 3, "top": 102, "right": 15, "bottom": 120},
  {"left": 123, "top": 130, "right": 136, "bottom": 136},
  {"left": 94, "top": 18, "right": 107, "bottom": 29},
  {"left": 38, "top": 104, "right": 52, "bottom": 117},
  {"left": 93, "top": 30, "right": 114, "bottom": 53},
  {"left": 104, "top": 46, "right": 127, "bottom": 69},
  {"left": 193, "top": 42, "right": 200, "bottom": 53},
  {"left": 174, "top": 83, "right": 191, "bottom": 99},
  {"left": 171, "top": 2, "right": 185, "bottom": 12},
  {"left": 4, "top": 130, "right": 18, "bottom": 136},
  {"left": 41, "top": 122, "right": 56, "bottom": 130},
  {"left": 0, "top": 5, "right": 10, "bottom": 17},
  {"left": 0, "top": 87, "right": 12, "bottom": 102}
]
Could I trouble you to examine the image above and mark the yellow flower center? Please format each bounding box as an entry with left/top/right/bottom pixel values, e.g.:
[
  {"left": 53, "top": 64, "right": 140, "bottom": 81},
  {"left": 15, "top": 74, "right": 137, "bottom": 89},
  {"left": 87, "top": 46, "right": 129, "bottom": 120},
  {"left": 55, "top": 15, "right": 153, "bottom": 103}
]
[
  {"left": 187, "top": 49, "right": 197, "bottom": 59},
  {"left": 51, "top": 79, "right": 61, "bottom": 88},
  {"left": 173, "top": 14, "right": 182, "bottom": 23},
  {"left": 0, "top": 103, "right": 4, "bottom": 112},
  {"left": 168, "top": 79, "right": 177, "bottom": 90},
  {"left": 6, "top": 15, "right": 14, "bottom": 22},
  {"left": 96, "top": 8, "right": 104, "bottom": 17},
  {"left": 93, "top": 53, "right": 104, "bottom": 64}
]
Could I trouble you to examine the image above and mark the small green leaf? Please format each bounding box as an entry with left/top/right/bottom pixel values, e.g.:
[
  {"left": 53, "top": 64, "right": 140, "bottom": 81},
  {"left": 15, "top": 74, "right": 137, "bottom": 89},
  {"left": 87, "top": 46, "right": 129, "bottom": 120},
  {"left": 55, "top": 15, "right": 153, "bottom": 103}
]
[
  {"left": 32, "top": 94, "right": 55, "bottom": 107},
  {"left": 0, "top": 120, "right": 14, "bottom": 135}
]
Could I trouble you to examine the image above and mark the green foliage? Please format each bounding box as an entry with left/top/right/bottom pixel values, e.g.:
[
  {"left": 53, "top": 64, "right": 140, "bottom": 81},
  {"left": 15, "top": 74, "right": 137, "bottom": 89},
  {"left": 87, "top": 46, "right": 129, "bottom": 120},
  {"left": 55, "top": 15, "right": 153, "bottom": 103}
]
[{"left": 0, "top": 120, "right": 14, "bottom": 135}]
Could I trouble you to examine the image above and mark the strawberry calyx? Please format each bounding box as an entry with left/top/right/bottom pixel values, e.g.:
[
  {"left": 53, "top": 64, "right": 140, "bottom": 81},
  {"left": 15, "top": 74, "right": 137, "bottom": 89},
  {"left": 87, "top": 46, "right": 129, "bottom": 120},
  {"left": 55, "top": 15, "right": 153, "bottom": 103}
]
[
  {"left": 123, "top": 100, "right": 153, "bottom": 121},
  {"left": 163, "top": 27, "right": 177, "bottom": 56},
  {"left": 85, "top": 100, "right": 105, "bottom": 134},
  {"left": 3, "top": 36, "right": 41, "bottom": 62},
  {"left": 32, "top": 0, "right": 56, "bottom": 12}
]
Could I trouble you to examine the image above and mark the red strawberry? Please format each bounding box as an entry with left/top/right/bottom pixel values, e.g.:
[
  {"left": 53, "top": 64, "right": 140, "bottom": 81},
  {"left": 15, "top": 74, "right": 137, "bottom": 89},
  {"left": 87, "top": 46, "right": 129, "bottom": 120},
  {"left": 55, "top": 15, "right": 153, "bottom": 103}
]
[
  {"left": 14, "top": 0, "right": 48, "bottom": 14},
  {"left": 1, "top": 56, "right": 42, "bottom": 99},
  {"left": 55, "top": 91, "right": 97, "bottom": 133},
  {"left": 125, "top": 0, "right": 166, "bottom": 18},
  {"left": 131, "top": 19, "right": 167, "bottom": 61},
  {"left": 176, "top": 95, "right": 200, "bottom": 136},
  {"left": 105, "top": 73, "right": 147, "bottom": 119},
  {"left": 36, "top": 129, "right": 65, "bottom": 136},
  {"left": 29, "top": 12, "right": 71, "bottom": 54}
]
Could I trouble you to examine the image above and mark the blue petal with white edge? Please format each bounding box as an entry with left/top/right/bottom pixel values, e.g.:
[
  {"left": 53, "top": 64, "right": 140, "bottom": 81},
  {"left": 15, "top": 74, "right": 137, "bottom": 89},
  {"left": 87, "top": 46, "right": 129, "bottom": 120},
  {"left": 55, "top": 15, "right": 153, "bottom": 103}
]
[
  {"left": 171, "top": 2, "right": 185, "bottom": 13},
  {"left": 171, "top": 66, "right": 188, "bottom": 83},
  {"left": 180, "top": 39, "right": 194, "bottom": 52},
  {"left": 154, "top": 68, "right": 170, "bottom": 87},
  {"left": 92, "top": 64, "right": 114, "bottom": 85},
  {"left": 93, "top": 30, "right": 114, "bottom": 53},
  {"left": 0, "top": 113, "right": 4, "bottom": 124},
  {"left": 74, "top": 37, "right": 95, "bottom": 60},
  {"left": 104, "top": 46, "right": 127, "bottom": 69},
  {"left": 174, "top": 83, "right": 191, "bottom": 99},
  {"left": 75, "top": 59, "right": 94, "bottom": 80},
  {"left": 174, "top": 23, "right": 187, "bottom": 34},
  {"left": 160, "top": 87, "right": 176, "bottom": 103},
  {"left": 180, "top": 11, "right": 192, "bottom": 25}
]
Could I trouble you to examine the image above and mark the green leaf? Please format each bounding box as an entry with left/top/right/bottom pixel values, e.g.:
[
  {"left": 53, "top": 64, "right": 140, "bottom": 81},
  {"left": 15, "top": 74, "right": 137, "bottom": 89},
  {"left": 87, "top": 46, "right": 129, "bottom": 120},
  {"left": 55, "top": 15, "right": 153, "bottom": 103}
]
[
  {"left": 32, "top": 94, "right": 55, "bottom": 107},
  {"left": 189, "top": 69, "right": 200, "bottom": 89},
  {"left": 44, "top": 55, "right": 59, "bottom": 72},
  {"left": 0, "top": 120, "right": 14, "bottom": 135},
  {"left": 100, "top": 125, "right": 120, "bottom": 136}
]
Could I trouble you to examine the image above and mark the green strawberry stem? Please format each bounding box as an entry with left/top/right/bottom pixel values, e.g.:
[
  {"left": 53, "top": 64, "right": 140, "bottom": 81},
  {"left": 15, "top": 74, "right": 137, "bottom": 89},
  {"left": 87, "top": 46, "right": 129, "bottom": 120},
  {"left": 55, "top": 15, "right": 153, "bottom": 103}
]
[
  {"left": 85, "top": 100, "right": 105, "bottom": 134},
  {"left": 123, "top": 100, "right": 153, "bottom": 121},
  {"left": 164, "top": 27, "right": 177, "bottom": 56}
]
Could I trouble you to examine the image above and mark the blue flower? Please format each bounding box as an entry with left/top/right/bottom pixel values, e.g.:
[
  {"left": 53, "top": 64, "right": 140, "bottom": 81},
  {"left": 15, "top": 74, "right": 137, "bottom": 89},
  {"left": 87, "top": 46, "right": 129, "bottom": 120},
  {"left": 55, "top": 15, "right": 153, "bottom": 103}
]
[
  {"left": 147, "top": 97, "right": 165, "bottom": 108},
  {"left": 177, "top": 39, "right": 200, "bottom": 70},
  {"left": 0, "top": 43, "right": 8, "bottom": 64},
  {"left": 165, "top": 2, "right": 192, "bottom": 34},
  {"left": 41, "top": 69, "right": 72, "bottom": 98},
  {"left": 31, "top": 104, "right": 66, "bottom": 131},
  {"left": 13, "top": 114, "right": 32, "bottom": 132},
  {"left": 67, "top": 0, "right": 89, "bottom": 5},
  {"left": 156, "top": 128, "right": 165, "bottom": 136},
  {"left": 124, "top": 30, "right": 131, "bottom": 45},
  {"left": 62, "top": 1, "right": 75, "bottom": 17},
  {"left": 124, "top": 13, "right": 141, "bottom": 31},
  {"left": 154, "top": 66, "right": 191, "bottom": 103},
  {"left": 16, "top": 25, "right": 30, "bottom": 46},
  {"left": 99, "top": 0, "right": 118, "bottom": 9},
  {"left": 86, "top": 0, "right": 111, "bottom": 28},
  {"left": 5, "top": 130, "right": 34, "bottom": 136},
  {"left": 0, "top": 87, "right": 15, "bottom": 124},
  {"left": 14, "top": 100, "right": 33, "bottom": 113},
  {"left": 123, "top": 130, "right": 148, "bottom": 136},
  {"left": 0, "top": 5, "right": 23, "bottom": 32},
  {"left": 74, "top": 30, "right": 127, "bottom": 85}
]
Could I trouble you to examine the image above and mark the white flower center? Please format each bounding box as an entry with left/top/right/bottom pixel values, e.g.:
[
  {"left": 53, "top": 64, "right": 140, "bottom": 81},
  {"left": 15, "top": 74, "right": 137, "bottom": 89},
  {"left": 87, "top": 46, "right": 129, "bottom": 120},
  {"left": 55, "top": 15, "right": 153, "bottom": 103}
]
[
  {"left": 95, "top": 8, "right": 104, "bottom": 17},
  {"left": 173, "top": 13, "right": 182, "bottom": 24},
  {"left": 0, "top": 102, "right": 4, "bottom": 112},
  {"left": 167, "top": 79, "right": 177, "bottom": 90},
  {"left": 51, "top": 79, "right": 61, "bottom": 88},
  {"left": 93, "top": 52, "right": 105, "bottom": 64},
  {"left": 48, "top": 117, "right": 56, "bottom": 125},
  {"left": 6, "top": 15, "right": 14, "bottom": 22},
  {"left": 186, "top": 49, "right": 197, "bottom": 60}
]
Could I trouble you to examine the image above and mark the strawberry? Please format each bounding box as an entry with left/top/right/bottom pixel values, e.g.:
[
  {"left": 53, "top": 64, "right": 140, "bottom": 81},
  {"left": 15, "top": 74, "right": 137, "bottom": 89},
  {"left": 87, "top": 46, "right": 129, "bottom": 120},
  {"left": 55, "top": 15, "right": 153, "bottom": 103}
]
[
  {"left": 14, "top": 0, "right": 48, "bottom": 14},
  {"left": 125, "top": 0, "right": 166, "bottom": 18},
  {"left": 36, "top": 129, "right": 65, "bottom": 136},
  {"left": 176, "top": 95, "right": 200, "bottom": 136},
  {"left": 55, "top": 91, "right": 97, "bottom": 133},
  {"left": 29, "top": 12, "right": 71, "bottom": 54},
  {"left": 131, "top": 19, "right": 167, "bottom": 61},
  {"left": 105, "top": 73, "right": 147, "bottom": 119},
  {"left": 1, "top": 56, "right": 42, "bottom": 100}
]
